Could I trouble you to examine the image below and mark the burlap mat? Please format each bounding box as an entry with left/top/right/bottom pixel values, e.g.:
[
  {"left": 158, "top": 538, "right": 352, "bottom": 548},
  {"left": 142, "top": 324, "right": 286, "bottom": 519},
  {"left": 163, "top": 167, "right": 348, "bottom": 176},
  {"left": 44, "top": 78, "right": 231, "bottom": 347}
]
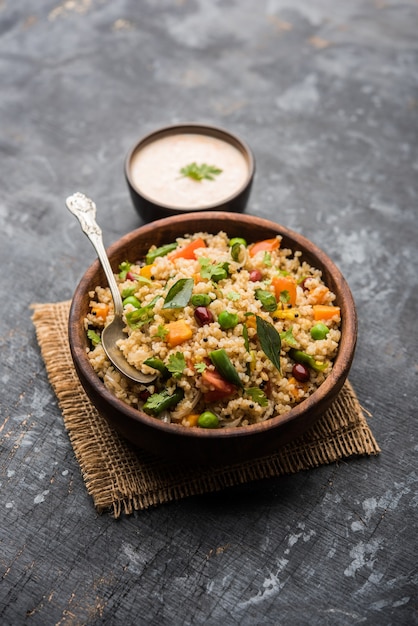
[{"left": 31, "top": 300, "right": 380, "bottom": 518}]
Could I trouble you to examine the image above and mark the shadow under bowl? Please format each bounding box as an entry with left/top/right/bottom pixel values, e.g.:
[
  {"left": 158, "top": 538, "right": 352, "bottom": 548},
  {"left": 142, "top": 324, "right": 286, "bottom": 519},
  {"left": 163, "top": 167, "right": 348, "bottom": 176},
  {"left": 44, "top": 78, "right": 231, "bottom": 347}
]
[{"left": 68, "top": 212, "right": 357, "bottom": 466}]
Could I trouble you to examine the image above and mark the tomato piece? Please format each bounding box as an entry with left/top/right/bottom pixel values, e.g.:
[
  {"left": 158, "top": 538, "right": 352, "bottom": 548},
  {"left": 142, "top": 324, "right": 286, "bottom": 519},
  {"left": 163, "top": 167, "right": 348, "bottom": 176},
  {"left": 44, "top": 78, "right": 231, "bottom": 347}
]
[
  {"left": 313, "top": 305, "right": 341, "bottom": 320},
  {"left": 249, "top": 238, "right": 280, "bottom": 257},
  {"left": 272, "top": 276, "right": 297, "bottom": 307},
  {"left": 168, "top": 237, "right": 206, "bottom": 260},
  {"left": 201, "top": 369, "right": 236, "bottom": 400}
]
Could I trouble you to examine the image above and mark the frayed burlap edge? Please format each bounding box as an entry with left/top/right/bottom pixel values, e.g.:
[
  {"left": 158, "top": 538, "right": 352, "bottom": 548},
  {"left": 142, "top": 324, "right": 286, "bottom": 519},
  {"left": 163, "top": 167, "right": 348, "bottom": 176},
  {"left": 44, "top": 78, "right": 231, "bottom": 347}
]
[{"left": 31, "top": 301, "right": 380, "bottom": 518}]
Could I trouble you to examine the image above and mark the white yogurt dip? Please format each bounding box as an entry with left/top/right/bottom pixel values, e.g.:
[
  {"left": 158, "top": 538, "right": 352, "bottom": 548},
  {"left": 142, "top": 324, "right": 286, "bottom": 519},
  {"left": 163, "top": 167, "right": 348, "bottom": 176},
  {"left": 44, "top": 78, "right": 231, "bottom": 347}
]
[{"left": 129, "top": 133, "right": 249, "bottom": 209}]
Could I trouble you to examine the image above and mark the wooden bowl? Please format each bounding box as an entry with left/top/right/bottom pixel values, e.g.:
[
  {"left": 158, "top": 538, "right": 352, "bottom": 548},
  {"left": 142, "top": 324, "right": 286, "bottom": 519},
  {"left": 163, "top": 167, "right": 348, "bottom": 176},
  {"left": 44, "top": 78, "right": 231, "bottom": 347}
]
[{"left": 68, "top": 212, "right": 357, "bottom": 465}]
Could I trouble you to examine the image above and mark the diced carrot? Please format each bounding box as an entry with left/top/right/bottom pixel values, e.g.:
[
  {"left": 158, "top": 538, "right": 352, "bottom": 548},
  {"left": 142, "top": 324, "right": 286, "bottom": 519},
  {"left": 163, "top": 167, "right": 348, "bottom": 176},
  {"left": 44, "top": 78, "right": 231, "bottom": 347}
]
[
  {"left": 91, "top": 304, "right": 109, "bottom": 320},
  {"left": 288, "top": 376, "right": 307, "bottom": 400},
  {"left": 182, "top": 413, "right": 200, "bottom": 428},
  {"left": 249, "top": 238, "right": 280, "bottom": 257},
  {"left": 201, "top": 369, "right": 236, "bottom": 401},
  {"left": 165, "top": 320, "right": 193, "bottom": 346},
  {"left": 313, "top": 305, "right": 341, "bottom": 320},
  {"left": 139, "top": 264, "right": 154, "bottom": 279},
  {"left": 272, "top": 275, "right": 297, "bottom": 307},
  {"left": 309, "top": 285, "right": 330, "bottom": 305},
  {"left": 244, "top": 315, "right": 257, "bottom": 329},
  {"left": 168, "top": 237, "right": 206, "bottom": 260}
]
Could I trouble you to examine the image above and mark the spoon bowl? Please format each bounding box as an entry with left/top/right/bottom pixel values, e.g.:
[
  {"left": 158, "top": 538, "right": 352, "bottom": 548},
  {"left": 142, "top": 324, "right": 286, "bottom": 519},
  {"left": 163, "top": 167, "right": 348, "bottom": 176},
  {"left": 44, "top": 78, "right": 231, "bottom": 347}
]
[{"left": 66, "top": 192, "right": 156, "bottom": 385}]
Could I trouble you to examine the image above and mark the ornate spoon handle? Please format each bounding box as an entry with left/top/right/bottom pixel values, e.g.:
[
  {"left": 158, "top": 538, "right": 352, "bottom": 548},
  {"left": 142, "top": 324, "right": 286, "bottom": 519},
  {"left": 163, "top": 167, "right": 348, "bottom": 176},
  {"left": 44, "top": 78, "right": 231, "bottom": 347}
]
[{"left": 66, "top": 192, "right": 123, "bottom": 317}]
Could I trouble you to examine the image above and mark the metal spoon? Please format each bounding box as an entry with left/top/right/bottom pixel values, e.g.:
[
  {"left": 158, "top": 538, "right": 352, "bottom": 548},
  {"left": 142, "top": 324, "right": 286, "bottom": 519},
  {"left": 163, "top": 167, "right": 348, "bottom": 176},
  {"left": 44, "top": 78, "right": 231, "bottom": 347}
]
[{"left": 66, "top": 192, "right": 156, "bottom": 385}]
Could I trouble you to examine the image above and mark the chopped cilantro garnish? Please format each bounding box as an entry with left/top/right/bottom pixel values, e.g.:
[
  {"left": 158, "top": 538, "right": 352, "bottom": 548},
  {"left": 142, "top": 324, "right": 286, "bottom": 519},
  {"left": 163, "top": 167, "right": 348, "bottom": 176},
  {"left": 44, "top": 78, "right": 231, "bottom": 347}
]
[
  {"left": 263, "top": 251, "right": 272, "bottom": 267},
  {"left": 167, "top": 352, "right": 186, "bottom": 379},
  {"left": 87, "top": 329, "right": 101, "bottom": 346},
  {"left": 279, "top": 290, "right": 291, "bottom": 304},
  {"left": 246, "top": 387, "right": 268, "bottom": 407},
  {"left": 194, "top": 362, "right": 207, "bottom": 374},
  {"left": 118, "top": 261, "right": 131, "bottom": 281},
  {"left": 180, "top": 162, "right": 222, "bottom": 182},
  {"left": 152, "top": 324, "right": 169, "bottom": 340},
  {"left": 279, "top": 326, "right": 298, "bottom": 348},
  {"left": 198, "top": 257, "right": 229, "bottom": 282}
]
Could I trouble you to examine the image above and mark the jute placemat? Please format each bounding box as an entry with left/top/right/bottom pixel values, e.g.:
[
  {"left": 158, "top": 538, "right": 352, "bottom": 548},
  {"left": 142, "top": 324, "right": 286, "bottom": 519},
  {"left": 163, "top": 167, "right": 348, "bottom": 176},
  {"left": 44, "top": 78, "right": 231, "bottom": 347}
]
[{"left": 31, "top": 300, "right": 380, "bottom": 518}]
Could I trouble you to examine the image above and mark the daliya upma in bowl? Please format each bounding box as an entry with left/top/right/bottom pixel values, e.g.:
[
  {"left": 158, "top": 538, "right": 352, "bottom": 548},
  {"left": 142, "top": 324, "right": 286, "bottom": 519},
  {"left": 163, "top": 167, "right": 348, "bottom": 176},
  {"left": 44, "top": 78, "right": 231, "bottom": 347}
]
[{"left": 68, "top": 212, "right": 357, "bottom": 465}]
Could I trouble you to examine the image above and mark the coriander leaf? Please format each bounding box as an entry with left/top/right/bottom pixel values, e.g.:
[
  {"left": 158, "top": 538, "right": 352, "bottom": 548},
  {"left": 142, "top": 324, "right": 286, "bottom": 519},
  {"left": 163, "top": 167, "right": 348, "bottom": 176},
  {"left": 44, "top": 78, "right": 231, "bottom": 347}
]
[
  {"left": 152, "top": 324, "right": 169, "bottom": 340},
  {"left": 194, "top": 362, "right": 207, "bottom": 374},
  {"left": 280, "top": 290, "right": 291, "bottom": 304},
  {"left": 198, "top": 257, "right": 229, "bottom": 282},
  {"left": 263, "top": 251, "right": 272, "bottom": 267},
  {"left": 180, "top": 162, "right": 222, "bottom": 182},
  {"left": 87, "top": 329, "right": 101, "bottom": 346},
  {"left": 118, "top": 261, "right": 131, "bottom": 280},
  {"left": 280, "top": 326, "right": 298, "bottom": 348},
  {"left": 255, "top": 289, "right": 277, "bottom": 312},
  {"left": 163, "top": 278, "right": 194, "bottom": 309},
  {"left": 256, "top": 315, "right": 282, "bottom": 373},
  {"left": 167, "top": 352, "right": 186, "bottom": 379},
  {"left": 227, "top": 291, "right": 240, "bottom": 301},
  {"left": 246, "top": 387, "right": 269, "bottom": 407},
  {"left": 143, "top": 388, "right": 185, "bottom": 415}
]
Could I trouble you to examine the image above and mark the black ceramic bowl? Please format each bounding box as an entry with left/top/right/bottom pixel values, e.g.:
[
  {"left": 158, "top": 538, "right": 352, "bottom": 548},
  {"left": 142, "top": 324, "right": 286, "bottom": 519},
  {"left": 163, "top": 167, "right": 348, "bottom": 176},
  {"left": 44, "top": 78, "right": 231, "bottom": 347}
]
[
  {"left": 124, "top": 123, "right": 255, "bottom": 222},
  {"left": 68, "top": 212, "right": 357, "bottom": 466}
]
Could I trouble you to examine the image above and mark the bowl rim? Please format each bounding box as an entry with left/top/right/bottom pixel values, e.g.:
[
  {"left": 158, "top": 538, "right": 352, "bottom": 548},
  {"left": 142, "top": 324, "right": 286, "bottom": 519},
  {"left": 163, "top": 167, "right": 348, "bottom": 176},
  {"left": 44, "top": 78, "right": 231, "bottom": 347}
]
[
  {"left": 69, "top": 211, "right": 357, "bottom": 443},
  {"left": 124, "top": 122, "right": 256, "bottom": 213}
]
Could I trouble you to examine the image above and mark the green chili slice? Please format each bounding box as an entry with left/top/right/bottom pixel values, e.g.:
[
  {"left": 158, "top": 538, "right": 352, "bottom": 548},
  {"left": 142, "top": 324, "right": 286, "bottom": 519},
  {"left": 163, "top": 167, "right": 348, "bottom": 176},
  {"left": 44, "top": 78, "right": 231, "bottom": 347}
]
[
  {"left": 145, "top": 242, "right": 178, "bottom": 265},
  {"left": 125, "top": 295, "right": 160, "bottom": 329},
  {"left": 288, "top": 349, "right": 328, "bottom": 373},
  {"left": 143, "top": 357, "right": 170, "bottom": 380},
  {"left": 209, "top": 348, "right": 243, "bottom": 388}
]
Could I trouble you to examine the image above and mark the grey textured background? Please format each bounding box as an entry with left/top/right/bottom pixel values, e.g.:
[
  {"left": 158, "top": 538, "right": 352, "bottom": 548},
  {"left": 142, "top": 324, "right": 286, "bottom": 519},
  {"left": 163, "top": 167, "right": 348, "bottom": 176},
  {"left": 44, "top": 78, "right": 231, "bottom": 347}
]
[{"left": 1, "top": 1, "right": 417, "bottom": 624}]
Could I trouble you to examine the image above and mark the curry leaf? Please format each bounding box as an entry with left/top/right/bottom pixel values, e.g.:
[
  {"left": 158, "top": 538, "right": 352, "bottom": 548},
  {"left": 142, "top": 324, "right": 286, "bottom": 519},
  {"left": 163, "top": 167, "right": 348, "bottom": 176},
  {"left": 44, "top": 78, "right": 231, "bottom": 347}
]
[
  {"left": 163, "top": 278, "right": 194, "bottom": 309},
  {"left": 256, "top": 315, "right": 281, "bottom": 373}
]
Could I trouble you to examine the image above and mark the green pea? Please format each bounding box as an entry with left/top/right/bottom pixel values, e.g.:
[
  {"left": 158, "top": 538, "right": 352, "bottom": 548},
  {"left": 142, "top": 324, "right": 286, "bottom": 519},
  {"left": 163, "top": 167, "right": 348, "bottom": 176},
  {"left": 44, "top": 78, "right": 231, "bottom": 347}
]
[
  {"left": 229, "top": 237, "right": 247, "bottom": 248},
  {"left": 310, "top": 323, "right": 330, "bottom": 340},
  {"left": 123, "top": 295, "right": 141, "bottom": 308},
  {"left": 198, "top": 411, "right": 219, "bottom": 429},
  {"left": 218, "top": 310, "right": 239, "bottom": 330},
  {"left": 190, "top": 293, "right": 212, "bottom": 307}
]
